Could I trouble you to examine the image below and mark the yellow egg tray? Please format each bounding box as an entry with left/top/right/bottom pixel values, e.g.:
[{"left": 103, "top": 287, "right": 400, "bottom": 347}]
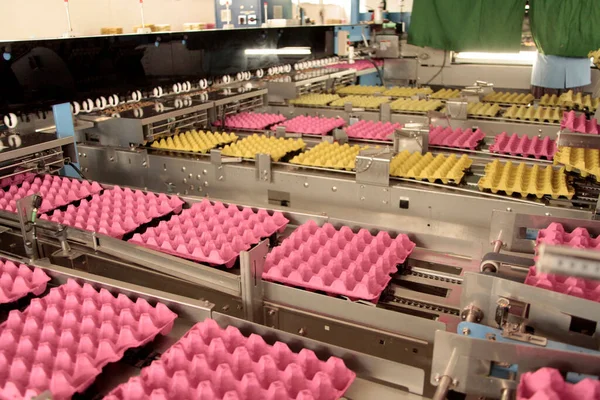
[
  {"left": 220, "top": 134, "right": 306, "bottom": 162},
  {"left": 329, "top": 95, "right": 390, "bottom": 109},
  {"left": 478, "top": 160, "right": 574, "bottom": 199},
  {"left": 150, "top": 130, "right": 238, "bottom": 153},
  {"left": 337, "top": 85, "right": 386, "bottom": 95},
  {"left": 390, "top": 98, "right": 443, "bottom": 112},
  {"left": 382, "top": 86, "right": 433, "bottom": 97},
  {"left": 467, "top": 102, "right": 501, "bottom": 117},
  {"left": 590, "top": 49, "right": 600, "bottom": 69},
  {"left": 540, "top": 92, "right": 599, "bottom": 111},
  {"left": 502, "top": 106, "right": 562, "bottom": 123},
  {"left": 289, "top": 142, "right": 370, "bottom": 170},
  {"left": 289, "top": 94, "right": 340, "bottom": 107},
  {"left": 554, "top": 147, "right": 600, "bottom": 181},
  {"left": 390, "top": 151, "right": 472, "bottom": 184},
  {"left": 483, "top": 91, "right": 534, "bottom": 105},
  {"left": 430, "top": 89, "right": 461, "bottom": 99}
]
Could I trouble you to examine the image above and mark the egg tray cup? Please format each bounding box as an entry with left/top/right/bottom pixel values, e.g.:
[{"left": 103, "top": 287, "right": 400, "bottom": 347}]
[
  {"left": 517, "top": 367, "right": 600, "bottom": 400},
  {"left": 488, "top": 133, "right": 557, "bottom": 161},
  {"left": 553, "top": 147, "right": 600, "bottom": 182},
  {"left": 0, "top": 259, "right": 50, "bottom": 306},
  {"left": 428, "top": 127, "right": 486, "bottom": 150}
]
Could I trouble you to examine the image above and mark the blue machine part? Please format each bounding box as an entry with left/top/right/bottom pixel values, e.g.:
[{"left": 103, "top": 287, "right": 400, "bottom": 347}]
[
  {"left": 334, "top": 25, "right": 371, "bottom": 54},
  {"left": 52, "top": 103, "right": 79, "bottom": 179},
  {"left": 358, "top": 71, "right": 381, "bottom": 86},
  {"left": 457, "top": 322, "right": 600, "bottom": 384}
]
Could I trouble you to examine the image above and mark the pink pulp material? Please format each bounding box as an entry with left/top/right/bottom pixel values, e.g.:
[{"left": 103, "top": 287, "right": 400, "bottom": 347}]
[
  {"left": 41, "top": 186, "right": 185, "bottom": 239},
  {"left": 345, "top": 120, "right": 401, "bottom": 141},
  {"left": 328, "top": 60, "right": 383, "bottom": 71},
  {"left": 429, "top": 126, "right": 485, "bottom": 150},
  {"left": 213, "top": 112, "right": 287, "bottom": 130},
  {"left": 489, "top": 133, "right": 556, "bottom": 160},
  {"left": 0, "top": 175, "right": 103, "bottom": 214},
  {"left": 561, "top": 111, "right": 600, "bottom": 134},
  {"left": 0, "top": 278, "right": 177, "bottom": 399},
  {"left": 262, "top": 220, "right": 416, "bottom": 301},
  {"left": 525, "top": 222, "right": 600, "bottom": 302},
  {"left": 104, "top": 318, "right": 356, "bottom": 400},
  {"left": 129, "top": 199, "right": 289, "bottom": 267},
  {"left": 0, "top": 259, "right": 50, "bottom": 305},
  {"left": 0, "top": 171, "right": 35, "bottom": 189},
  {"left": 517, "top": 368, "right": 600, "bottom": 400},
  {"left": 271, "top": 116, "right": 346, "bottom": 135}
]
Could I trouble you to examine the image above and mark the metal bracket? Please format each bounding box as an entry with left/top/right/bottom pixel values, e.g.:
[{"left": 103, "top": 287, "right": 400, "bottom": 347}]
[
  {"left": 16, "top": 194, "right": 42, "bottom": 260},
  {"left": 445, "top": 99, "right": 468, "bottom": 120},
  {"left": 264, "top": 306, "right": 279, "bottom": 328},
  {"left": 557, "top": 129, "right": 600, "bottom": 149},
  {"left": 344, "top": 103, "right": 353, "bottom": 113},
  {"left": 210, "top": 149, "right": 225, "bottom": 182},
  {"left": 274, "top": 125, "right": 287, "bottom": 138},
  {"left": 355, "top": 148, "right": 393, "bottom": 187},
  {"left": 393, "top": 123, "right": 429, "bottom": 154},
  {"left": 333, "top": 128, "right": 348, "bottom": 144},
  {"left": 239, "top": 239, "right": 269, "bottom": 324},
  {"left": 536, "top": 243, "right": 600, "bottom": 281},
  {"left": 255, "top": 153, "right": 272, "bottom": 182},
  {"left": 380, "top": 103, "right": 391, "bottom": 122}
]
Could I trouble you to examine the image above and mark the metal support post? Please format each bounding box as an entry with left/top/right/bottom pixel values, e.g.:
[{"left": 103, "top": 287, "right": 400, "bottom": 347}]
[
  {"left": 432, "top": 375, "right": 453, "bottom": 400},
  {"left": 255, "top": 153, "right": 272, "bottom": 182},
  {"left": 239, "top": 240, "right": 269, "bottom": 324},
  {"left": 16, "top": 194, "right": 42, "bottom": 260}
]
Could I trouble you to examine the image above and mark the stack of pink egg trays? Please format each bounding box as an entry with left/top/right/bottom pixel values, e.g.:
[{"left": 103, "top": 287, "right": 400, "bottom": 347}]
[
  {"left": 345, "top": 120, "right": 401, "bottom": 141},
  {"left": 130, "top": 199, "right": 289, "bottom": 267},
  {"left": 271, "top": 116, "right": 345, "bottom": 135},
  {"left": 0, "top": 278, "right": 177, "bottom": 399},
  {"left": 105, "top": 318, "right": 356, "bottom": 400},
  {"left": 0, "top": 171, "right": 35, "bottom": 189},
  {"left": 0, "top": 259, "right": 50, "bottom": 305},
  {"left": 429, "top": 126, "right": 485, "bottom": 150},
  {"left": 525, "top": 222, "right": 600, "bottom": 302},
  {"left": 263, "top": 220, "right": 416, "bottom": 301},
  {"left": 41, "top": 186, "right": 185, "bottom": 239},
  {"left": 0, "top": 174, "right": 103, "bottom": 214},
  {"left": 328, "top": 60, "right": 383, "bottom": 71},
  {"left": 214, "top": 112, "right": 287, "bottom": 130},
  {"left": 561, "top": 111, "right": 600, "bottom": 134},
  {"left": 517, "top": 368, "right": 600, "bottom": 400},
  {"left": 489, "top": 133, "right": 556, "bottom": 160}
]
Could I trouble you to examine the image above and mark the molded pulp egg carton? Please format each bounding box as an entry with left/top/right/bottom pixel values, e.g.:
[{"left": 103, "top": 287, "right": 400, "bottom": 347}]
[
  {"left": 429, "top": 126, "right": 485, "bottom": 149},
  {"left": 502, "top": 106, "right": 562, "bottom": 123},
  {"left": 489, "top": 133, "right": 556, "bottom": 160},
  {"left": 517, "top": 368, "right": 600, "bottom": 400},
  {"left": 543, "top": 91, "right": 600, "bottom": 111},
  {"left": 482, "top": 91, "right": 534, "bottom": 105},
  {"left": 560, "top": 111, "right": 600, "bottom": 134},
  {"left": 389, "top": 98, "right": 442, "bottom": 112},
  {"left": 271, "top": 116, "right": 345, "bottom": 135},
  {"left": 0, "top": 175, "right": 103, "bottom": 214},
  {"left": 390, "top": 151, "right": 473, "bottom": 184},
  {"left": 263, "top": 220, "right": 415, "bottom": 301},
  {"left": 213, "top": 112, "right": 287, "bottom": 130},
  {"left": 289, "top": 94, "right": 340, "bottom": 107},
  {"left": 290, "top": 142, "right": 370, "bottom": 171},
  {"left": 553, "top": 147, "right": 600, "bottom": 181},
  {"left": 0, "top": 171, "right": 35, "bottom": 189},
  {"left": 430, "top": 88, "right": 461, "bottom": 99},
  {"left": 345, "top": 120, "right": 401, "bottom": 141},
  {"left": 336, "top": 85, "right": 385, "bottom": 95},
  {"left": 130, "top": 199, "right": 289, "bottom": 267},
  {"left": 150, "top": 130, "right": 238, "bottom": 153},
  {"left": 328, "top": 59, "right": 383, "bottom": 71},
  {"left": 467, "top": 102, "right": 501, "bottom": 117},
  {"left": 382, "top": 86, "right": 432, "bottom": 97},
  {"left": 523, "top": 222, "right": 600, "bottom": 302},
  {"left": 329, "top": 95, "right": 390, "bottom": 110},
  {"left": 220, "top": 134, "right": 306, "bottom": 161},
  {"left": 0, "top": 259, "right": 50, "bottom": 305},
  {"left": 41, "top": 186, "right": 185, "bottom": 239},
  {"left": 105, "top": 318, "right": 356, "bottom": 400},
  {"left": 477, "top": 160, "right": 574, "bottom": 199},
  {"left": 0, "top": 278, "right": 177, "bottom": 399}
]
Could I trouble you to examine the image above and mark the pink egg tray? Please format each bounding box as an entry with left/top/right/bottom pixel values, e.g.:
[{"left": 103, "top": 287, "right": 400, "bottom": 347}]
[
  {"left": 263, "top": 220, "right": 416, "bottom": 301},
  {"left": 213, "top": 112, "right": 287, "bottom": 130},
  {"left": 0, "top": 259, "right": 50, "bottom": 305},
  {"left": 271, "top": 116, "right": 345, "bottom": 135},
  {"left": 561, "top": 111, "right": 600, "bottom": 134},
  {"left": 524, "top": 223, "right": 600, "bottom": 302},
  {"left": 129, "top": 199, "right": 289, "bottom": 267},
  {"left": 0, "top": 175, "right": 103, "bottom": 214},
  {"left": 517, "top": 368, "right": 600, "bottom": 400},
  {"left": 429, "top": 126, "right": 485, "bottom": 150},
  {"left": 489, "top": 132, "right": 556, "bottom": 160},
  {"left": 328, "top": 59, "right": 383, "bottom": 71},
  {"left": 345, "top": 120, "right": 401, "bottom": 141},
  {"left": 0, "top": 171, "right": 35, "bottom": 189},
  {"left": 41, "top": 186, "right": 185, "bottom": 239},
  {"left": 105, "top": 318, "right": 356, "bottom": 400},
  {"left": 0, "top": 278, "right": 177, "bottom": 400}
]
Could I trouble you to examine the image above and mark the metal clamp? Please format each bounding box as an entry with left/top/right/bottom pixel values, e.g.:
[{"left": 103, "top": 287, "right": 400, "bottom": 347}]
[
  {"left": 239, "top": 240, "right": 269, "bottom": 324},
  {"left": 255, "top": 153, "right": 272, "bottom": 182},
  {"left": 393, "top": 123, "right": 429, "bottom": 154},
  {"left": 16, "top": 194, "right": 42, "bottom": 260}
]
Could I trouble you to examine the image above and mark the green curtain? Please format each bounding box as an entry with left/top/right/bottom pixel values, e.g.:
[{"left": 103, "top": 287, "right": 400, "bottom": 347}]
[
  {"left": 530, "top": 0, "right": 600, "bottom": 57},
  {"left": 408, "top": 0, "right": 526, "bottom": 52}
]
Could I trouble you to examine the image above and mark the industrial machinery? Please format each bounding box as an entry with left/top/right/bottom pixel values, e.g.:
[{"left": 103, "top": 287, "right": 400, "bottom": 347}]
[{"left": 0, "top": 24, "right": 600, "bottom": 400}]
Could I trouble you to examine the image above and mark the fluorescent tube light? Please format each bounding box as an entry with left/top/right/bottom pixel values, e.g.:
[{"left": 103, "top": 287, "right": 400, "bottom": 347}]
[
  {"left": 244, "top": 47, "right": 311, "bottom": 55},
  {"left": 454, "top": 51, "right": 537, "bottom": 65}
]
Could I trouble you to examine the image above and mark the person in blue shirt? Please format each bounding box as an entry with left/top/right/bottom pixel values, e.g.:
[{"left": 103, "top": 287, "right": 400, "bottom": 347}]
[{"left": 531, "top": 53, "right": 591, "bottom": 97}]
